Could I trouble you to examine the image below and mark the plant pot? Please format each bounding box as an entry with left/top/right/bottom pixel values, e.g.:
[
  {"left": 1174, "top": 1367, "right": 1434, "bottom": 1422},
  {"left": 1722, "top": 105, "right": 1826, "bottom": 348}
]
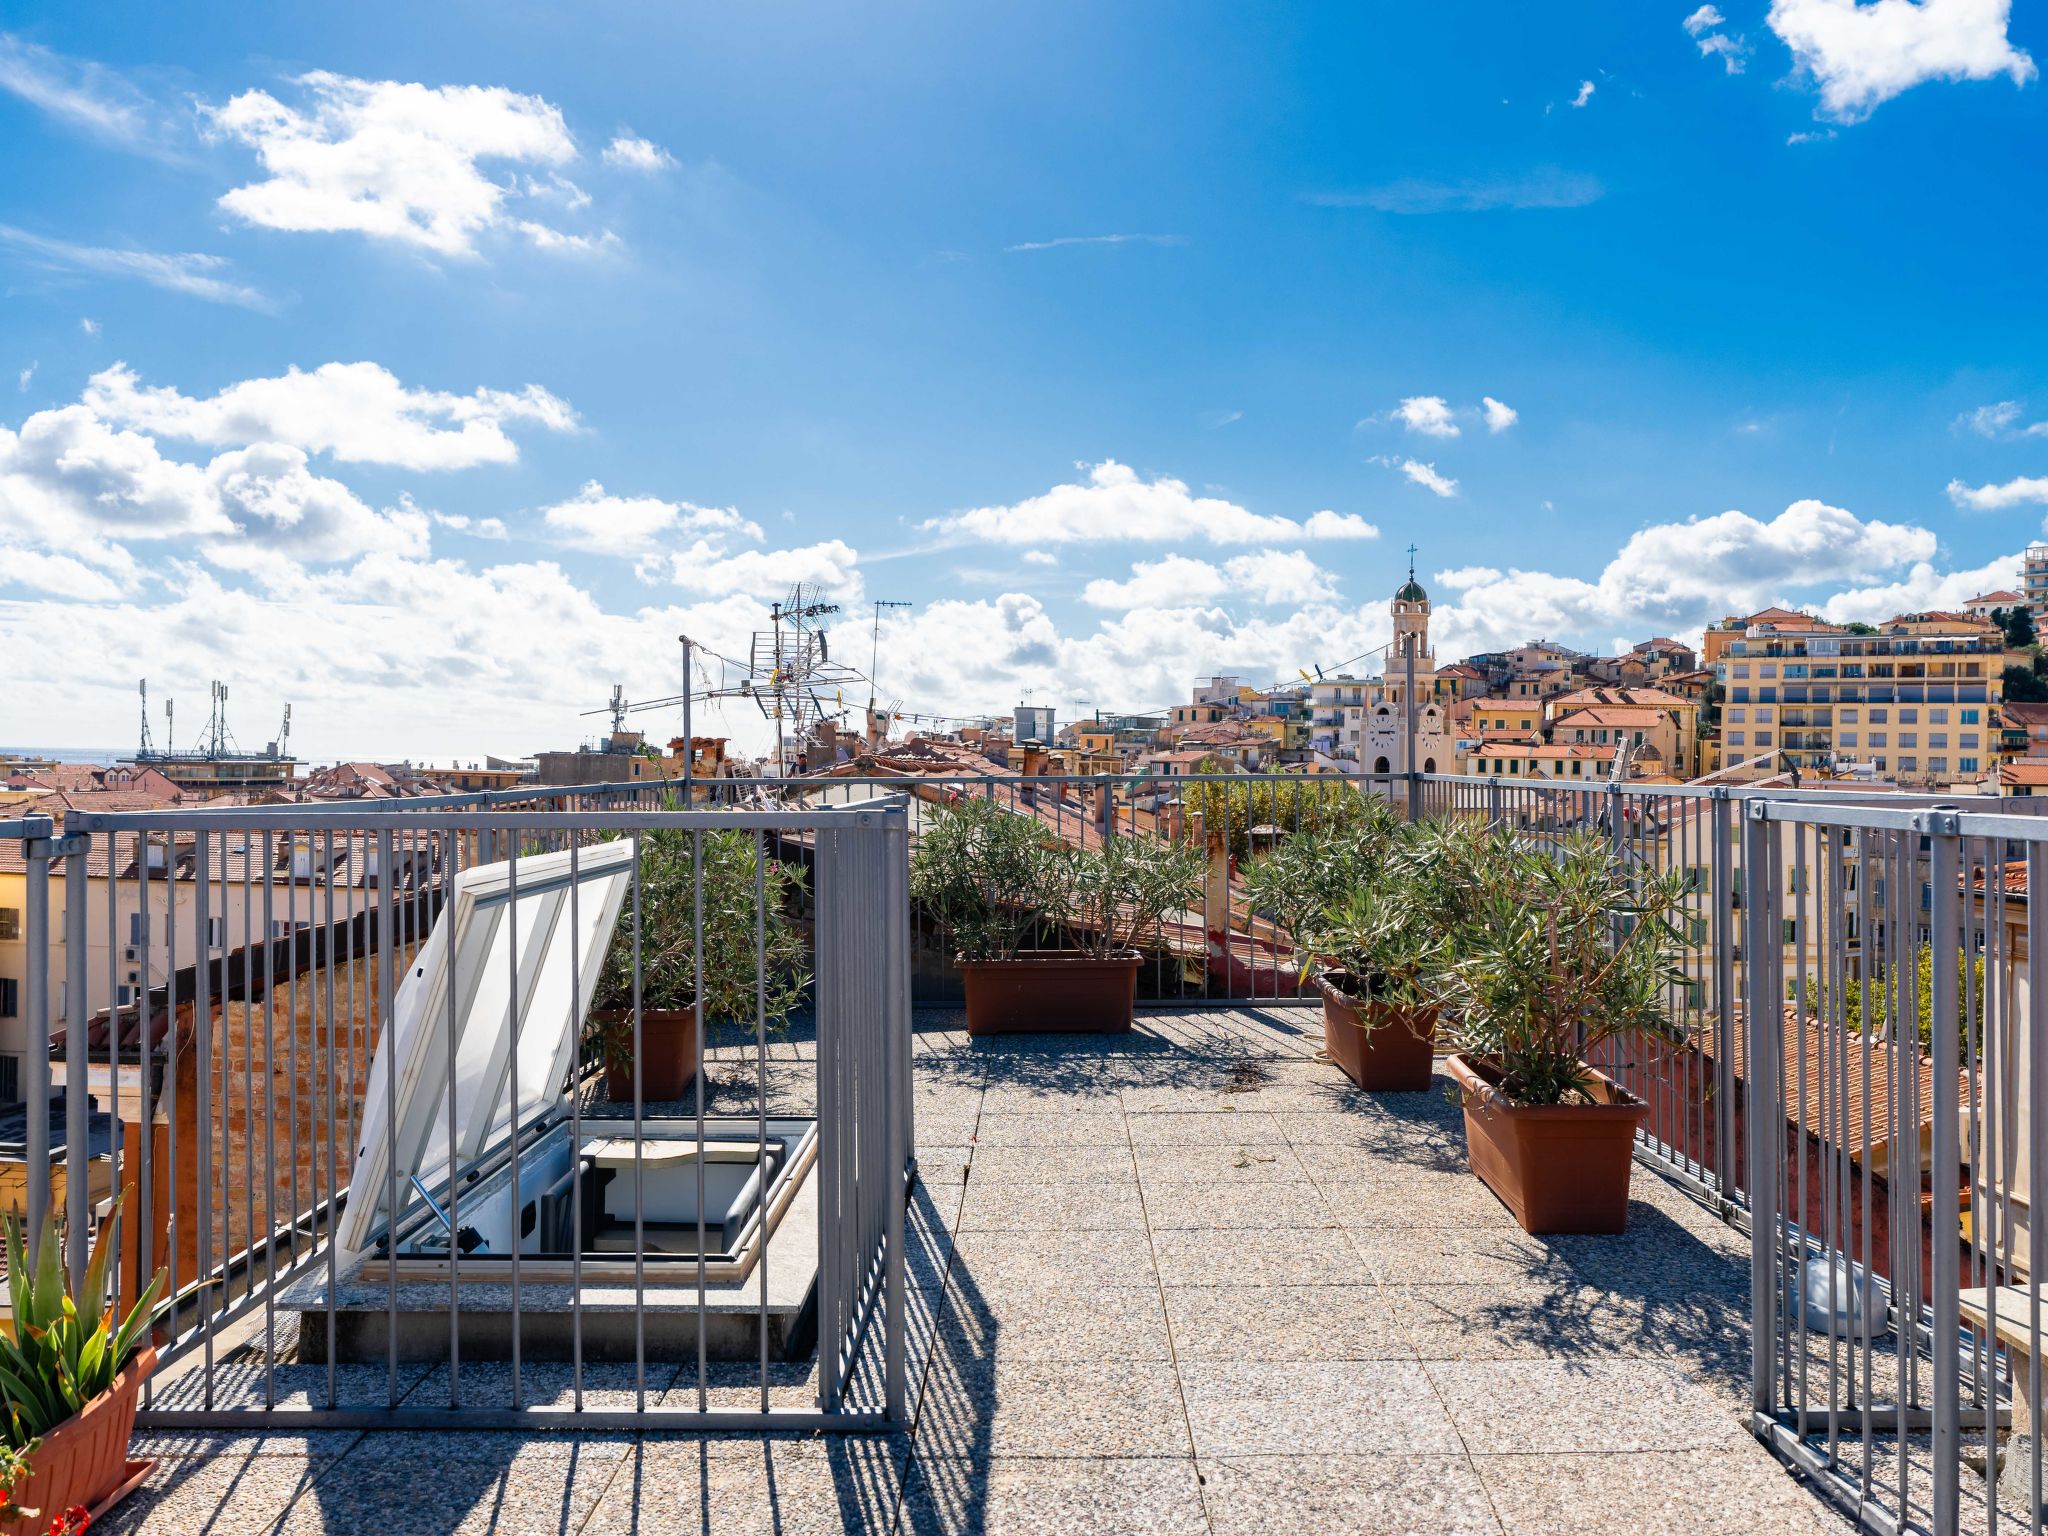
[
  {"left": 958, "top": 951, "right": 1142, "bottom": 1035},
  {"left": 594, "top": 1007, "right": 699, "bottom": 1102},
  {"left": 1315, "top": 973, "right": 1436, "bottom": 1092},
  {"left": 1445, "top": 1053, "right": 1646, "bottom": 1234},
  {"left": 0, "top": 1345, "right": 156, "bottom": 1535}
]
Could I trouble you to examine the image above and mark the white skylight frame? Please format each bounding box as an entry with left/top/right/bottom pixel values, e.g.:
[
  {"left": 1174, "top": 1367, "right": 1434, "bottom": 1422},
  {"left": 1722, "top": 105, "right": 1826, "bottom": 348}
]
[{"left": 337, "top": 838, "right": 636, "bottom": 1265}]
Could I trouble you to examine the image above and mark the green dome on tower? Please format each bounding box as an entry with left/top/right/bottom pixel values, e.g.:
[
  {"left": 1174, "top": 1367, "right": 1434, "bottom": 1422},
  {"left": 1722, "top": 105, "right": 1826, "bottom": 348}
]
[{"left": 1394, "top": 542, "right": 1426, "bottom": 603}]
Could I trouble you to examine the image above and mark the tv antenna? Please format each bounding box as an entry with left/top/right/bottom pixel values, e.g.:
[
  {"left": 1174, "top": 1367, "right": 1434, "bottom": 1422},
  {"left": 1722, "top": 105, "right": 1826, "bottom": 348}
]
[{"left": 867, "top": 599, "right": 913, "bottom": 719}]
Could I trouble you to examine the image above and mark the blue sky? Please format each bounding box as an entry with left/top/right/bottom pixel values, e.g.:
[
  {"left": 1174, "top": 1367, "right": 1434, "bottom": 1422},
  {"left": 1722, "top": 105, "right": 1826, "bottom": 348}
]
[{"left": 2, "top": 0, "right": 2044, "bottom": 760}]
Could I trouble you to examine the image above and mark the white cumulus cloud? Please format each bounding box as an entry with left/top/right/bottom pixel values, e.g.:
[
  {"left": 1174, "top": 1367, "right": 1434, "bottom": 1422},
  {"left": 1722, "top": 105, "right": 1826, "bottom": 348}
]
[
  {"left": 1481, "top": 397, "right": 1518, "bottom": 434},
  {"left": 83, "top": 362, "right": 577, "bottom": 470},
  {"left": 926, "top": 460, "right": 1356, "bottom": 545},
  {"left": 203, "top": 71, "right": 590, "bottom": 255},
  {"left": 1081, "top": 550, "right": 1339, "bottom": 610},
  {"left": 1397, "top": 459, "right": 1459, "bottom": 498},
  {"left": 1767, "top": 0, "right": 2035, "bottom": 122},
  {"left": 1393, "top": 396, "right": 1460, "bottom": 438},
  {"left": 1301, "top": 509, "right": 1381, "bottom": 540},
  {"left": 602, "top": 133, "right": 675, "bottom": 172},
  {"left": 1571, "top": 80, "right": 1596, "bottom": 107},
  {"left": 1948, "top": 474, "right": 2048, "bottom": 510},
  {"left": 542, "top": 480, "right": 763, "bottom": 552}
]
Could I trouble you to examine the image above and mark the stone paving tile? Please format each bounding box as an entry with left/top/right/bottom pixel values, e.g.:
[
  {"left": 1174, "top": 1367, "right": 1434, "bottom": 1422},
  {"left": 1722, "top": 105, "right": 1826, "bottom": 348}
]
[
  {"left": 1132, "top": 1143, "right": 1312, "bottom": 1184},
  {"left": 271, "top": 1446, "right": 624, "bottom": 1534},
  {"left": 1473, "top": 1446, "right": 1850, "bottom": 1534},
  {"left": 143, "top": 1357, "right": 437, "bottom": 1414},
  {"left": 977, "top": 1077, "right": 1131, "bottom": 1112},
  {"left": 938, "top": 1275, "right": 1174, "bottom": 1363},
  {"left": 394, "top": 1360, "right": 684, "bottom": 1423},
  {"left": 94, "top": 1450, "right": 335, "bottom": 1536},
  {"left": 1198, "top": 1452, "right": 1502, "bottom": 1536},
  {"left": 1427, "top": 1359, "right": 1748, "bottom": 1454},
  {"left": 1345, "top": 1222, "right": 1556, "bottom": 1287},
  {"left": 924, "top": 1359, "right": 1194, "bottom": 1457},
  {"left": 969, "top": 1109, "right": 1130, "bottom": 1146},
  {"left": 1125, "top": 1109, "right": 1286, "bottom": 1146},
  {"left": 1163, "top": 1284, "right": 1410, "bottom": 1363},
  {"left": 1138, "top": 1177, "right": 1336, "bottom": 1229},
  {"left": 958, "top": 1176, "right": 1149, "bottom": 1231},
  {"left": 960, "top": 1144, "right": 1138, "bottom": 1182},
  {"left": 899, "top": 1454, "right": 1209, "bottom": 1536},
  {"left": 1310, "top": 1164, "right": 1522, "bottom": 1230},
  {"left": 1151, "top": 1226, "right": 1370, "bottom": 1288},
  {"left": 1387, "top": 1282, "right": 1747, "bottom": 1388},
  {"left": 580, "top": 1437, "right": 907, "bottom": 1535},
  {"left": 945, "top": 1227, "right": 1160, "bottom": 1293},
  {"left": 1178, "top": 1360, "right": 1461, "bottom": 1456}
]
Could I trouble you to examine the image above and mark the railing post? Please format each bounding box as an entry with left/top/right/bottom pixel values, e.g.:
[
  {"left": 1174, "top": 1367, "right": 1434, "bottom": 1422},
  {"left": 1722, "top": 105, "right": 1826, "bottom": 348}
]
[
  {"left": 1743, "top": 801, "right": 1782, "bottom": 1423},
  {"left": 62, "top": 821, "right": 89, "bottom": 1288},
  {"left": 1926, "top": 810, "right": 1963, "bottom": 1535},
  {"left": 1486, "top": 776, "right": 1503, "bottom": 832},
  {"left": 21, "top": 816, "right": 54, "bottom": 1245},
  {"left": 1711, "top": 789, "right": 1736, "bottom": 1202}
]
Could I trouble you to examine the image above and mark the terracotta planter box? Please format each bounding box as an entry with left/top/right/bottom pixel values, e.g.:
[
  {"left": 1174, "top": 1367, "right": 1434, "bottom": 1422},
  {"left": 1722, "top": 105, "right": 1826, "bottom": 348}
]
[
  {"left": 1445, "top": 1053, "right": 1646, "bottom": 1234},
  {"left": 0, "top": 1345, "right": 156, "bottom": 1535},
  {"left": 594, "top": 1007, "right": 699, "bottom": 1103},
  {"left": 959, "top": 951, "right": 1141, "bottom": 1035},
  {"left": 1316, "top": 974, "right": 1436, "bottom": 1092}
]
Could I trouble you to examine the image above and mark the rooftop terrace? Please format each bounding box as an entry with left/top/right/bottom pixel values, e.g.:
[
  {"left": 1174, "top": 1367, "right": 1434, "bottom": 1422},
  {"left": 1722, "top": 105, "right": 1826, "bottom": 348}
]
[{"left": 102, "top": 1007, "right": 1847, "bottom": 1536}]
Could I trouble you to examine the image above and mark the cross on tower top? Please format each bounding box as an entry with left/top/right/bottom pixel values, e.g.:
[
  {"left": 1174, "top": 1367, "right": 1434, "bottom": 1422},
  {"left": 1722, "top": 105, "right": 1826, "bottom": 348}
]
[{"left": 1406, "top": 543, "right": 1418, "bottom": 580}]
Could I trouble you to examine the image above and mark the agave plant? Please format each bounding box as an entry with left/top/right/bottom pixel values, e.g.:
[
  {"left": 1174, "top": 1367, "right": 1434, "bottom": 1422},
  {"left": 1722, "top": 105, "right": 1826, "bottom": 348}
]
[{"left": 0, "top": 1198, "right": 164, "bottom": 1449}]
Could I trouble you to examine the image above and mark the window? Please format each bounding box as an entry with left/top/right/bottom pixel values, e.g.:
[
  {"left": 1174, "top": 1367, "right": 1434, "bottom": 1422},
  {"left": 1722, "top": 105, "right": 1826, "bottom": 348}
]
[
  {"left": 206, "top": 917, "right": 224, "bottom": 947},
  {"left": 1963, "top": 708, "right": 1981, "bottom": 724},
  {"left": 1728, "top": 732, "right": 1746, "bottom": 747},
  {"left": 1782, "top": 918, "right": 1799, "bottom": 944},
  {"left": 1930, "top": 758, "right": 1948, "bottom": 775},
  {"left": 1839, "top": 732, "right": 1858, "bottom": 747},
  {"left": 1869, "top": 708, "right": 1888, "bottom": 723},
  {"left": 1931, "top": 707, "right": 1949, "bottom": 723},
  {"left": 1961, "top": 756, "right": 1980, "bottom": 773},
  {"left": 1929, "top": 733, "right": 1948, "bottom": 750},
  {"left": 0, "top": 909, "right": 16, "bottom": 942},
  {"left": 1760, "top": 687, "right": 1779, "bottom": 702},
  {"left": 1870, "top": 732, "right": 1887, "bottom": 747},
  {"left": 128, "top": 912, "right": 148, "bottom": 944},
  {"left": 1839, "top": 708, "right": 1859, "bottom": 723},
  {"left": 1900, "top": 732, "right": 1918, "bottom": 748},
  {"left": 1760, "top": 664, "right": 1778, "bottom": 678},
  {"left": 1728, "top": 708, "right": 1747, "bottom": 723},
  {"left": 1755, "top": 731, "right": 1773, "bottom": 745},
  {"left": 115, "top": 985, "right": 134, "bottom": 1007},
  {"left": 1900, "top": 708, "right": 1919, "bottom": 723},
  {"left": 0, "top": 979, "right": 14, "bottom": 1018}
]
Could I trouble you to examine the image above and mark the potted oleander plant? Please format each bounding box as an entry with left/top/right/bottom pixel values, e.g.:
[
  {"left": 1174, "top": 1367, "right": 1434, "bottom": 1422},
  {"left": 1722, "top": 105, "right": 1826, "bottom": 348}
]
[
  {"left": 588, "top": 824, "right": 810, "bottom": 1101},
  {"left": 1436, "top": 829, "right": 1694, "bottom": 1233},
  {"left": 912, "top": 797, "right": 1201, "bottom": 1034},
  {"left": 1309, "top": 884, "right": 1445, "bottom": 1091},
  {"left": 0, "top": 1200, "right": 164, "bottom": 1534}
]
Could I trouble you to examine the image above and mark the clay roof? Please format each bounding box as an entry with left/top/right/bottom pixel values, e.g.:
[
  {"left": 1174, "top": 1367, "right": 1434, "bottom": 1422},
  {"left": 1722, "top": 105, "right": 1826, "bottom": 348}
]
[
  {"left": 1970, "top": 591, "right": 2023, "bottom": 605},
  {"left": 2004, "top": 703, "right": 2048, "bottom": 729},
  {"left": 1555, "top": 707, "right": 1668, "bottom": 729},
  {"left": 1549, "top": 686, "right": 1691, "bottom": 712},
  {"left": 2002, "top": 760, "right": 2048, "bottom": 788}
]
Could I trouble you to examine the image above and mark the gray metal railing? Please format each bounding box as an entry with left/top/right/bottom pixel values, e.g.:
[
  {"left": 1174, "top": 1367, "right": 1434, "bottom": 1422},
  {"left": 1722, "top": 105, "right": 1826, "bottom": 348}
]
[
  {"left": 1741, "top": 796, "right": 2048, "bottom": 1535},
  {"left": 2, "top": 793, "right": 912, "bottom": 1433}
]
